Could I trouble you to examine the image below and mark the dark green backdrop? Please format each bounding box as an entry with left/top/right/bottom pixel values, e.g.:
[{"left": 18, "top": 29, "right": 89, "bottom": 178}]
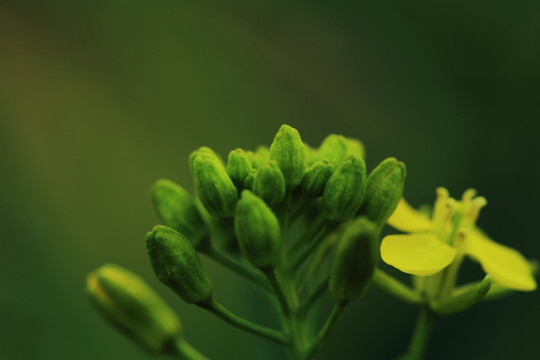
[{"left": 1, "top": 1, "right": 539, "bottom": 359}]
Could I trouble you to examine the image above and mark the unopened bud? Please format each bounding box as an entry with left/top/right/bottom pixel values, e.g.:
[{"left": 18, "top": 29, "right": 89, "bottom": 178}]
[
  {"left": 87, "top": 264, "right": 181, "bottom": 354},
  {"left": 323, "top": 155, "right": 367, "bottom": 223},
  {"left": 316, "top": 134, "right": 348, "bottom": 167},
  {"left": 146, "top": 226, "right": 212, "bottom": 304},
  {"left": 151, "top": 179, "right": 208, "bottom": 249},
  {"left": 359, "top": 158, "right": 406, "bottom": 228},
  {"left": 270, "top": 124, "right": 307, "bottom": 188},
  {"left": 330, "top": 217, "right": 378, "bottom": 302},
  {"left": 253, "top": 161, "right": 286, "bottom": 206},
  {"left": 234, "top": 191, "right": 282, "bottom": 270},
  {"left": 243, "top": 169, "right": 257, "bottom": 191},
  {"left": 189, "top": 146, "right": 225, "bottom": 173},
  {"left": 227, "top": 148, "right": 252, "bottom": 187},
  {"left": 432, "top": 275, "right": 492, "bottom": 315},
  {"left": 300, "top": 160, "right": 334, "bottom": 197},
  {"left": 344, "top": 137, "right": 365, "bottom": 159},
  {"left": 191, "top": 151, "right": 238, "bottom": 218}
]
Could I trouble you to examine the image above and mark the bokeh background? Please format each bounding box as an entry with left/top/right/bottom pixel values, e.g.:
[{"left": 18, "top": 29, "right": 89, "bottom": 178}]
[{"left": 1, "top": 1, "right": 539, "bottom": 359}]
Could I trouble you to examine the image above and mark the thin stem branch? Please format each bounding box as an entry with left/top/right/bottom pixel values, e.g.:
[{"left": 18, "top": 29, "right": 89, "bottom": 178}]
[
  {"left": 403, "top": 307, "right": 435, "bottom": 360},
  {"left": 301, "top": 302, "right": 347, "bottom": 360},
  {"left": 265, "top": 269, "right": 291, "bottom": 315},
  {"left": 198, "top": 298, "right": 287, "bottom": 345},
  {"left": 204, "top": 245, "right": 272, "bottom": 292},
  {"left": 373, "top": 269, "right": 422, "bottom": 304},
  {"left": 287, "top": 225, "right": 330, "bottom": 274},
  {"left": 299, "top": 276, "right": 329, "bottom": 316},
  {"left": 170, "top": 338, "right": 209, "bottom": 360},
  {"left": 289, "top": 215, "right": 325, "bottom": 255}
]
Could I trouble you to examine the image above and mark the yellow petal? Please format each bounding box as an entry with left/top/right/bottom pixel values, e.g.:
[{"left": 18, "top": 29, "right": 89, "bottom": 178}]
[
  {"left": 464, "top": 229, "right": 536, "bottom": 291},
  {"left": 387, "top": 198, "right": 431, "bottom": 233},
  {"left": 380, "top": 233, "right": 457, "bottom": 276}
]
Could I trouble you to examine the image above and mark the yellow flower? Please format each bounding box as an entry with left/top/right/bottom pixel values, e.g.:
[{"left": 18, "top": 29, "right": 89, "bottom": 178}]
[{"left": 380, "top": 188, "right": 536, "bottom": 292}]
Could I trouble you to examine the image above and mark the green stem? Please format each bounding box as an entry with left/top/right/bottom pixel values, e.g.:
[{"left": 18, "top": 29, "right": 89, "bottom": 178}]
[
  {"left": 299, "top": 276, "right": 329, "bottom": 316},
  {"left": 280, "top": 190, "right": 294, "bottom": 235},
  {"left": 198, "top": 298, "right": 287, "bottom": 345},
  {"left": 170, "top": 338, "right": 209, "bottom": 360},
  {"left": 287, "top": 225, "right": 330, "bottom": 274},
  {"left": 301, "top": 302, "right": 347, "bottom": 360},
  {"left": 265, "top": 269, "right": 291, "bottom": 315},
  {"left": 289, "top": 215, "right": 325, "bottom": 254},
  {"left": 204, "top": 245, "right": 272, "bottom": 292},
  {"left": 373, "top": 269, "right": 422, "bottom": 304},
  {"left": 403, "top": 307, "right": 435, "bottom": 360}
]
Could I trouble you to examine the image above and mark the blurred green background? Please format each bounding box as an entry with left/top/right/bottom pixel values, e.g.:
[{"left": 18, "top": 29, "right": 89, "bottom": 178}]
[{"left": 1, "top": 1, "right": 539, "bottom": 359}]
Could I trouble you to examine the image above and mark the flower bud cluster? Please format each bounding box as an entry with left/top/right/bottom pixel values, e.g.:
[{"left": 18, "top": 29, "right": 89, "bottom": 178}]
[{"left": 87, "top": 124, "right": 408, "bottom": 359}]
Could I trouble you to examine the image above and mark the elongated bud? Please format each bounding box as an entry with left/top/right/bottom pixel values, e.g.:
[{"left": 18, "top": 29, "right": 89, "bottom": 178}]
[
  {"left": 323, "top": 155, "right": 367, "bottom": 223},
  {"left": 304, "top": 143, "right": 318, "bottom": 166},
  {"left": 316, "top": 134, "right": 348, "bottom": 167},
  {"left": 191, "top": 151, "right": 238, "bottom": 218},
  {"left": 359, "top": 158, "right": 406, "bottom": 228},
  {"left": 87, "top": 264, "right": 181, "bottom": 354},
  {"left": 270, "top": 124, "right": 306, "bottom": 188},
  {"left": 247, "top": 146, "right": 270, "bottom": 169},
  {"left": 344, "top": 137, "right": 365, "bottom": 159},
  {"left": 243, "top": 168, "right": 257, "bottom": 191},
  {"left": 146, "top": 226, "right": 212, "bottom": 304},
  {"left": 227, "top": 148, "right": 252, "bottom": 187},
  {"left": 253, "top": 161, "right": 286, "bottom": 206},
  {"left": 300, "top": 160, "right": 334, "bottom": 197},
  {"left": 330, "top": 217, "right": 378, "bottom": 302},
  {"left": 151, "top": 179, "right": 208, "bottom": 249},
  {"left": 432, "top": 275, "right": 492, "bottom": 315},
  {"left": 234, "top": 191, "right": 281, "bottom": 270},
  {"left": 189, "top": 146, "right": 225, "bottom": 173}
]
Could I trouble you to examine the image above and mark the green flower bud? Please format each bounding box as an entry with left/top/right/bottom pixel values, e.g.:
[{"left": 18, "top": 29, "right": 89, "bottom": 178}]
[
  {"left": 300, "top": 160, "right": 334, "bottom": 197},
  {"left": 151, "top": 179, "right": 208, "bottom": 249},
  {"left": 234, "top": 191, "right": 281, "bottom": 270},
  {"left": 146, "top": 226, "right": 212, "bottom": 304},
  {"left": 322, "top": 155, "right": 367, "bottom": 223},
  {"left": 316, "top": 134, "right": 348, "bottom": 168},
  {"left": 316, "top": 135, "right": 366, "bottom": 167},
  {"left": 270, "top": 124, "right": 307, "bottom": 188},
  {"left": 191, "top": 152, "right": 238, "bottom": 218},
  {"left": 253, "top": 161, "right": 286, "bottom": 206},
  {"left": 86, "top": 264, "right": 181, "bottom": 354},
  {"left": 248, "top": 146, "right": 271, "bottom": 169},
  {"left": 243, "top": 168, "right": 257, "bottom": 191},
  {"left": 432, "top": 275, "right": 492, "bottom": 315},
  {"left": 359, "top": 158, "right": 406, "bottom": 228},
  {"left": 344, "top": 137, "right": 365, "bottom": 159},
  {"left": 227, "top": 148, "right": 252, "bottom": 187},
  {"left": 189, "top": 146, "right": 225, "bottom": 173},
  {"left": 304, "top": 143, "right": 318, "bottom": 166},
  {"left": 330, "top": 217, "right": 378, "bottom": 302}
]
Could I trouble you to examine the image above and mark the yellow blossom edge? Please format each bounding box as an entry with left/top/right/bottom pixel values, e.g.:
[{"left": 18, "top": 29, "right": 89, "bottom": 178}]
[
  {"left": 381, "top": 233, "right": 457, "bottom": 276},
  {"left": 465, "top": 229, "right": 537, "bottom": 291},
  {"left": 387, "top": 198, "right": 431, "bottom": 233}
]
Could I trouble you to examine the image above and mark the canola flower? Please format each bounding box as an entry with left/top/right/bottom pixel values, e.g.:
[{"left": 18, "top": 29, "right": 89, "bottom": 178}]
[
  {"left": 381, "top": 188, "right": 536, "bottom": 297},
  {"left": 86, "top": 124, "right": 536, "bottom": 360},
  {"left": 378, "top": 187, "right": 536, "bottom": 360}
]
